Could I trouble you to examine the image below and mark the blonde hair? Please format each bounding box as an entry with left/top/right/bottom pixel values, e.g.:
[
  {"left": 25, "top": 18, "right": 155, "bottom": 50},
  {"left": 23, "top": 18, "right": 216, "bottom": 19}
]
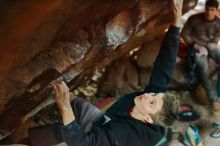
[{"left": 150, "top": 92, "right": 179, "bottom": 127}]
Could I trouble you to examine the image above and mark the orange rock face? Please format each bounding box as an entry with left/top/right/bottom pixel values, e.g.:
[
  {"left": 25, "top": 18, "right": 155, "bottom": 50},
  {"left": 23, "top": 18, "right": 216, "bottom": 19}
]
[{"left": 0, "top": 0, "right": 196, "bottom": 141}]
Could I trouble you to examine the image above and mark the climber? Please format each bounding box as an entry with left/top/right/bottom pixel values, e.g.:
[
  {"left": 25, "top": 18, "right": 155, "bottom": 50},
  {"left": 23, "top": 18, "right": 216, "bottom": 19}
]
[{"left": 51, "top": 0, "right": 183, "bottom": 145}]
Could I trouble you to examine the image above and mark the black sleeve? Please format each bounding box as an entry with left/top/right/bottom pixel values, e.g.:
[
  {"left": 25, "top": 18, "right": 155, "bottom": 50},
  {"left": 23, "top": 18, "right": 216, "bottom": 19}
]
[
  {"left": 106, "top": 25, "right": 180, "bottom": 116},
  {"left": 62, "top": 121, "right": 113, "bottom": 146},
  {"left": 144, "top": 25, "right": 180, "bottom": 93},
  {"left": 62, "top": 121, "right": 91, "bottom": 146}
]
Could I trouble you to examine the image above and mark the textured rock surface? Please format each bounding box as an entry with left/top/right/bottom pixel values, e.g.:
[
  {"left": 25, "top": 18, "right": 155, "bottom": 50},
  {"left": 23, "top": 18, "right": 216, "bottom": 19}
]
[{"left": 0, "top": 0, "right": 197, "bottom": 141}]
